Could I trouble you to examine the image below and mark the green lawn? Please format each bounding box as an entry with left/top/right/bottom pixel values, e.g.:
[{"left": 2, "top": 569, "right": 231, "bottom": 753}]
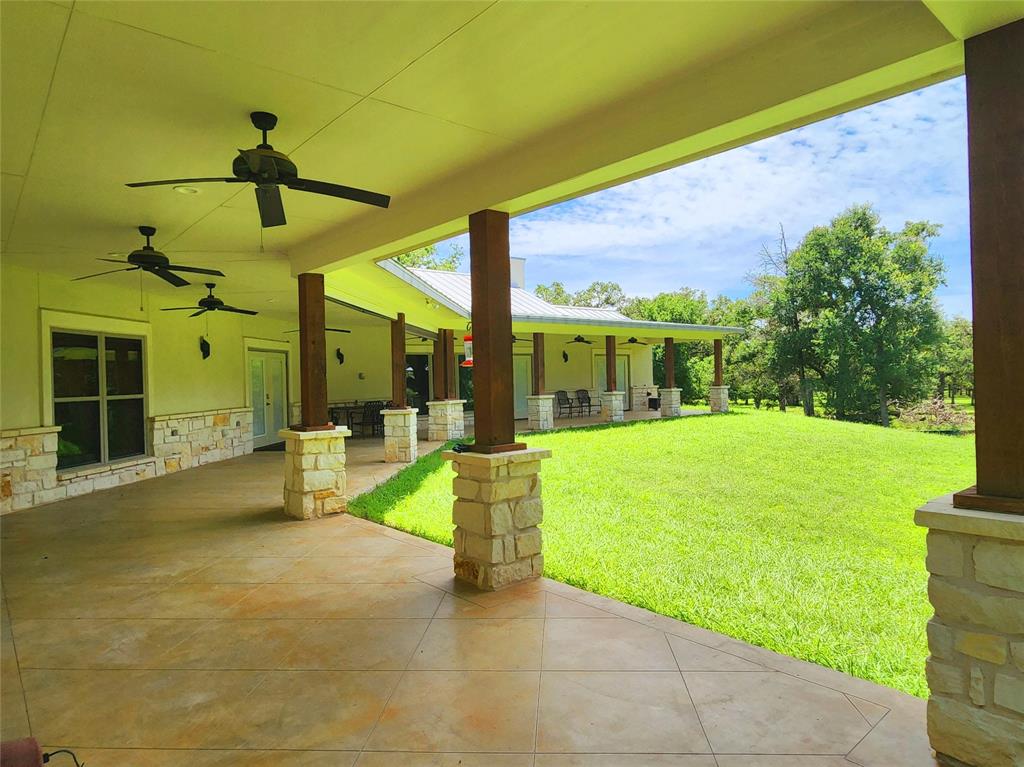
[{"left": 350, "top": 409, "right": 975, "bottom": 697}]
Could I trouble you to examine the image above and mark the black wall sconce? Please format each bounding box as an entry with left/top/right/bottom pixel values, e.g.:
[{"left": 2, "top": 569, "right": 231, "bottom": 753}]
[
  {"left": 199, "top": 336, "right": 211, "bottom": 359},
  {"left": 336, "top": 348, "right": 345, "bottom": 365},
  {"left": 562, "top": 350, "right": 569, "bottom": 363}
]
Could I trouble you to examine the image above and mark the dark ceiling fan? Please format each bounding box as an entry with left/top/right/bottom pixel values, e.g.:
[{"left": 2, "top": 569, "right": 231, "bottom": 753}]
[
  {"left": 161, "top": 283, "right": 258, "bottom": 318},
  {"left": 619, "top": 337, "right": 649, "bottom": 346},
  {"left": 126, "top": 111, "right": 391, "bottom": 228},
  {"left": 566, "top": 335, "right": 593, "bottom": 345},
  {"left": 284, "top": 328, "right": 351, "bottom": 334},
  {"left": 73, "top": 226, "right": 224, "bottom": 287}
]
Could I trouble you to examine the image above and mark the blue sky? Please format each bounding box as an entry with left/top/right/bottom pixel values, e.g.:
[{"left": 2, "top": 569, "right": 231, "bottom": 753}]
[{"left": 437, "top": 77, "right": 971, "bottom": 319}]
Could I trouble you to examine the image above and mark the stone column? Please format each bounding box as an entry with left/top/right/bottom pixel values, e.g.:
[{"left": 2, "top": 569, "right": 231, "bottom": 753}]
[
  {"left": 279, "top": 426, "right": 350, "bottom": 520},
  {"left": 601, "top": 391, "right": 625, "bottom": 422},
  {"left": 445, "top": 447, "right": 552, "bottom": 590},
  {"left": 916, "top": 496, "right": 1024, "bottom": 767},
  {"left": 383, "top": 407, "right": 418, "bottom": 462},
  {"left": 660, "top": 387, "right": 682, "bottom": 418},
  {"left": 1, "top": 426, "right": 61, "bottom": 512},
  {"left": 526, "top": 394, "right": 555, "bottom": 431},
  {"left": 426, "top": 400, "right": 466, "bottom": 441},
  {"left": 709, "top": 385, "right": 730, "bottom": 413}
]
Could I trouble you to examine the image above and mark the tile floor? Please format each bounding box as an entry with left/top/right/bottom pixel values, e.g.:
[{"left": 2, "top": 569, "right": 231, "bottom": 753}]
[{"left": 1, "top": 451, "right": 937, "bottom": 766}]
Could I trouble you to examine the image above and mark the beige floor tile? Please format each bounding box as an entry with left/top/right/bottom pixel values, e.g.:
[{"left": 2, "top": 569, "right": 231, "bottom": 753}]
[
  {"left": 432, "top": 593, "right": 547, "bottom": 619},
  {"left": 545, "top": 593, "right": 619, "bottom": 618},
  {"left": 535, "top": 757, "right": 717, "bottom": 766},
  {"left": 410, "top": 619, "right": 544, "bottom": 670},
  {"left": 0, "top": 665, "right": 31, "bottom": 741},
  {"left": 281, "top": 619, "right": 430, "bottom": 670},
  {"left": 543, "top": 618, "right": 677, "bottom": 671},
  {"left": 122, "top": 583, "right": 260, "bottom": 618},
  {"left": 845, "top": 699, "right": 937, "bottom": 767},
  {"left": 310, "top": 535, "right": 443, "bottom": 558},
  {"left": 715, "top": 758, "right": 856, "bottom": 766},
  {"left": 12, "top": 619, "right": 205, "bottom": 669},
  {"left": 41, "top": 749, "right": 358, "bottom": 767},
  {"left": 4, "top": 583, "right": 162, "bottom": 621},
  {"left": 230, "top": 670, "right": 401, "bottom": 750},
  {"left": 845, "top": 694, "right": 889, "bottom": 726},
  {"left": 357, "top": 755, "right": 533, "bottom": 766},
  {"left": 684, "top": 671, "right": 872, "bottom": 754},
  {"left": 154, "top": 619, "right": 318, "bottom": 669},
  {"left": 229, "top": 582, "right": 444, "bottom": 619},
  {"left": 366, "top": 670, "right": 540, "bottom": 752},
  {"left": 183, "top": 557, "right": 296, "bottom": 583},
  {"left": 666, "top": 634, "right": 767, "bottom": 671},
  {"left": 537, "top": 671, "right": 710, "bottom": 754},
  {"left": 275, "top": 555, "right": 452, "bottom": 583}
]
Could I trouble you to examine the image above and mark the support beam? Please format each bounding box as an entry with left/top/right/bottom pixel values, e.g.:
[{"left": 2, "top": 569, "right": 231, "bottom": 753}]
[
  {"left": 713, "top": 339, "right": 724, "bottom": 387},
  {"left": 954, "top": 19, "right": 1024, "bottom": 512},
  {"left": 432, "top": 331, "right": 446, "bottom": 401},
  {"left": 469, "top": 210, "right": 523, "bottom": 452},
  {"left": 390, "top": 312, "right": 407, "bottom": 409},
  {"left": 296, "top": 273, "right": 330, "bottom": 430},
  {"left": 664, "top": 337, "right": 676, "bottom": 389},
  {"left": 605, "top": 335, "right": 617, "bottom": 391},
  {"left": 444, "top": 329, "right": 457, "bottom": 400},
  {"left": 532, "top": 332, "right": 545, "bottom": 395}
]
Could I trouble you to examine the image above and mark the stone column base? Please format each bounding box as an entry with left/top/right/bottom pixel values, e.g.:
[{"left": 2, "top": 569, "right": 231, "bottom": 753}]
[
  {"left": 426, "top": 400, "right": 466, "bottom": 441},
  {"left": 601, "top": 391, "right": 625, "bottom": 422},
  {"left": 444, "top": 447, "right": 552, "bottom": 591},
  {"left": 915, "top": 496, "right": 1024, "bottom": 767},
  {"left": 709, "top": 385, "right": 730, "bottom": 413},
  {"left": 279, "top": 426, "right": 350, "bottom": 519},
  {"left": 659, "top": 387, "right": 682, "bottom": 418},
  {"left": 383, "top": 408, "right": 418, "bottom": 462},
  {"left": 527, "top": 394, "right": 555, "bottom": 431}
]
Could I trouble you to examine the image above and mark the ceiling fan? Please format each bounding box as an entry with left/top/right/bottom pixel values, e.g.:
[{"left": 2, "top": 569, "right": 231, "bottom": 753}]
[
  {"left": 73, "top": 226, "right": 224, "bottom": 287},
  {"left": 126, "top": 111, "right": 391, "bottom": 228},
  {"left": 566, "top": 335, "right": 593, "bottom": 345},
  {"left": 284, "top": 328, "right": 351, "bottom": 334},
  {"left": 161, "top": 283, "right": 258, "bottom": 318},
  {"left": 619, "top": 337, "right": 649, "bottom": 346}
]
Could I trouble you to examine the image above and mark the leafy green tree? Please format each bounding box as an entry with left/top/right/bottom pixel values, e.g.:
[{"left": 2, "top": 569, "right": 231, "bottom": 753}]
[
  {"left": 395, "top": 242, "right": 463, "bottom": 271},
  {"left": 534, "top": 281, "right": 574, "bottom": 305},
  {"left": 781, "top": 204, "right": 945, "bottom": 425},
  {"left": 535, "top": 280, "right": 626, "bottom": 309},
  {"left": 939, "top": 317, "right": 974, "bottom": 404}
]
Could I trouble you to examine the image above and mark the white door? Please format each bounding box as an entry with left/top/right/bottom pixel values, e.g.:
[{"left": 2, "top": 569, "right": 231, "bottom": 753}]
[
  {"left": 593, "top": 354, "right": 631, "bottom": 407},
  {"left": 250, "top": 350, "right": 288, "bottom": 448},
  {"left": 512, "top": 355, "right": 532, "bottom": 420}
]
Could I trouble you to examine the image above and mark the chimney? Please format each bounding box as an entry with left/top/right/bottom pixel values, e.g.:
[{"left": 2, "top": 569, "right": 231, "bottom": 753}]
[{"left": 510, "top": 257, "right": 526, "bottom": 289}]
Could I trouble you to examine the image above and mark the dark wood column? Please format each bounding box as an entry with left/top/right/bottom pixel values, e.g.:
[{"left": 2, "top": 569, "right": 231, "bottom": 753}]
[
  {"left": 713, "top": 339, "right": 724, "bottom": 387},
  {"left": 444, "top": 329, "right": 457, "bottom": 400},
  {"left": 532, "top": 333, "right": 545, "bottom": 395},
  {"left": 432, "top": 331, "right": 446, "bottom": 400},
  {"left": 955, "top": 19, "right": 1024, "bottom": 512},
  {"left": 296, "top": 273, "right": 331, "bottom": 430},
  {"left": 605, "top": 336, "right": 617, "bottom": 391},
  {"left": 664, "top": 338, "right": 675, "bottom": 389},
  {"left": 469, "top": 210, "right": 523, "bottom": 452},
  {"left": 390, "top": 312, "right": 407, "bottom": 409}
]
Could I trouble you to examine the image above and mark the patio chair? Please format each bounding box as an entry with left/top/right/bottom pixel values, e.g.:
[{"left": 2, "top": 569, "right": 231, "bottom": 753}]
[
  {"left": 575, "top": 389, "right": 598, "bottom": 416},
  {"left": 555, "top": 389, "right": 578, "bottom": 418},
  {"left": 350, "top": 400, "right": 386, "bottom": 437}
]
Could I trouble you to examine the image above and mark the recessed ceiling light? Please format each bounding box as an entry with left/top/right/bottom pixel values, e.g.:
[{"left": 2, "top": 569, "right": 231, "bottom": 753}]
[{"left": 173, "top": 185, "right": 200, "bottom": 195}]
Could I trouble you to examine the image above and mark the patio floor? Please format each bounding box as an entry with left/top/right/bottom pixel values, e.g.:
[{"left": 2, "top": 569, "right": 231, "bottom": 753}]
[{"left": 1, "top": 451, "right": 936, "bottom": 766}]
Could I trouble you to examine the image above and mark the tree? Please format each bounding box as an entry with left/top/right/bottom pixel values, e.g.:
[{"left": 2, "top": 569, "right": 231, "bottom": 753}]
[
  {"left": 395, "top": 242, "right": 463, "bottom": 271},
  {"left": 534, "top": 280, "right": 626, "bottom": 309},
  {"left": 780, "top": 204, "right": 945, "bottom": 425},
  {"left": 939, "top": 317, "right": 974, "bottom": 404}
]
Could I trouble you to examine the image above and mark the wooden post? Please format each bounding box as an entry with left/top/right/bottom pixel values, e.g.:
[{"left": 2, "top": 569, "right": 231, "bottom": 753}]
[
  {"left": 432, "top": 331, "right": 445, "bottom": 401},
  {"left": 296, "top": 273, "right": 330, "bottom": 430},
  {"left": 532, "top": 332, "right": 545, "bottom": 395},
  {"left": 390, "top": 312, "right": 407, "bottom": 409},
  {"left": 444, "top": 329, "right": 457, "bottom": 400},
  {"left": 713, "top": 339, "right": 724, "bottom": 387},
  {"left": 954, "top": 19, "right": 1024, "bottom": 512},
  {"left": 664, "top": 337, "right": 675, "bottom": 389},
  {"left": 605, "top": 336, "right": 617, "bottom": 391},
  {"left": 469, "top": 210, "right": 523, "bottom": 452}
]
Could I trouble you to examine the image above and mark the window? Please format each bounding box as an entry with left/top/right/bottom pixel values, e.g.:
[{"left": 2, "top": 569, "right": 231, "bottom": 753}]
[{"left": 52, "top": 331, "right": 146, "bottom": 469}]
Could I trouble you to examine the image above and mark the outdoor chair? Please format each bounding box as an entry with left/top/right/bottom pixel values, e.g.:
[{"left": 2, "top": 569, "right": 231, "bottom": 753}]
[
  {"left": 575, "top": 389, "right": 598, "bottom": 415},
  {"left": 555, "top": 389, "right": 578, "bottom": 418},
  {"left": 350, "top": 400, "right": 386, "bottom": 437}
]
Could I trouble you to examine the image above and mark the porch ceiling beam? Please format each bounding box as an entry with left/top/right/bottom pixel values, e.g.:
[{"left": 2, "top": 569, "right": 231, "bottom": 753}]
[
  {"left": 296, "top": 273, "right": 331, "bottom": 431},
  {"left": 469, "top": 209, "right": 524, "bottom": 453},
  {"left": 391, "top": 312, "right": 407, "bottom": 409},
  {"left": 954, "top": 19, "right": 1024, "bottom": 513}
]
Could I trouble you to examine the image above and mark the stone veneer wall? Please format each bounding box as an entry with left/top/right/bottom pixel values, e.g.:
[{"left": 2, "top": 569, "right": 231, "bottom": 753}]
[
  {"left": 916, "top": 496, "right": 1024, "bottom": 767},
  {"left": 1, "top": 407, "right": 253, "bottom": 513},
  {"left": 631, "top": 385, "right": 656, "bottom": 411}
]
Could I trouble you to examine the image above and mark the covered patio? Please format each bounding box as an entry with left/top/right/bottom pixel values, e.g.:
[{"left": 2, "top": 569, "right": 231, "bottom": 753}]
[{"left": 2, "top": 450, "right": 933, "bottom": 764}]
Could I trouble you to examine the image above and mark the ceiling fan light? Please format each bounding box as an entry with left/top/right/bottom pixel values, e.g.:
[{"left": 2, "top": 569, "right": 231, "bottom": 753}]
[{"left": 173, "top": 185, "right": 201, "bottom": 195}]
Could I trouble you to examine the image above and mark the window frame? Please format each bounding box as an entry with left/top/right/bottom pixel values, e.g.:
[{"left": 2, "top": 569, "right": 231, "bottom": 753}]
[{"left": 51, "top": 328, "right": 147, "bottom": 470}]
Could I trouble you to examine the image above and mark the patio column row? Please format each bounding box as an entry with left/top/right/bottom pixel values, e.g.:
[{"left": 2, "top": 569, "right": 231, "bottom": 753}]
[
  {"left": 527, "top": 332, "right": 555, "bottom": 430},
  {"left": 427, "top": 328, "right": 466, "bottom": 442},
  {"left": 384, "top": 312, "right": 417, "bottom": 462}
]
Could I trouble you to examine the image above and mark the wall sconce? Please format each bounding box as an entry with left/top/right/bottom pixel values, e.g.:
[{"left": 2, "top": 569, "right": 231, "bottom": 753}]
[
  {"left": 199, "top": 336, "right": 211, "bottom": 359},
  {"left": 562, "top": 350, "right": 569, "bottom": 363},
  {"left": 336, "top": 348, "right": 345, "bottom": 365}
]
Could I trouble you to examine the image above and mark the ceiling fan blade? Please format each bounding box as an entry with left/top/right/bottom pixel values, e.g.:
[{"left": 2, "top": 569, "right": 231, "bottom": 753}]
[
  {"left": 189, "top": 309, "right": 209, "bottom": 318},
  {"left": 285, "top": 178, "right": 390, "bottom": 208},
  {"left": 160, "top": 307, "right": 200, "bottom": 311},
  {"left": 125, "top": 177, "right": 245, "bottom": 188},
  {"left": 219, "top": 305, "right": 259, "bottom": 316},
  {"left": 284, "top": 327, "right": 351, "bottom": 333},
  {"left": 96, "top": 257, "right": 129, "bottom": 264},
  {"left": 164, "top": 264, "right": 225, "bottom": 276},
  {"left": 72, "top": 266, "right": 139, "bottom": 281},
  {"left": 149, "top": 267, "right": 190, "bottom": 287},
  {"left": 255, "top": 184, "right": 286, "bottom": 227}
]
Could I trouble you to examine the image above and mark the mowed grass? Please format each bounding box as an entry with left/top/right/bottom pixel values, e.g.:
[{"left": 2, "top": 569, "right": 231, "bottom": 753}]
[{"left": 350, "top": 409, "right": 975, "bottom": 697}]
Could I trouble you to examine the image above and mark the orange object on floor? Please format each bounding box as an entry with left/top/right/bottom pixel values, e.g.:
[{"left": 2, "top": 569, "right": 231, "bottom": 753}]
[{"left": 0, "top": 738, "right": 42, "bottom": 767}]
